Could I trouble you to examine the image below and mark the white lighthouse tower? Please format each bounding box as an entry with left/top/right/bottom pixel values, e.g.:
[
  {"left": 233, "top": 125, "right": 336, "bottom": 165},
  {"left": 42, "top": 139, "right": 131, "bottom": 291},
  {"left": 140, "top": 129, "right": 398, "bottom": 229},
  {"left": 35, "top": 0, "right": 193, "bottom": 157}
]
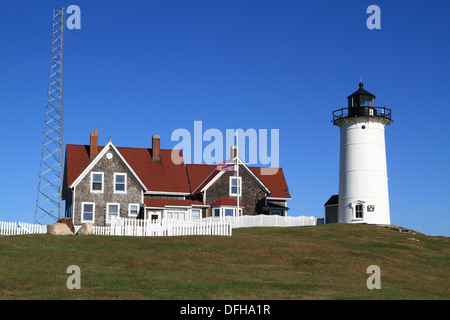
[{"left": 332, "top": 83, "right": 392, "bottom": 225}]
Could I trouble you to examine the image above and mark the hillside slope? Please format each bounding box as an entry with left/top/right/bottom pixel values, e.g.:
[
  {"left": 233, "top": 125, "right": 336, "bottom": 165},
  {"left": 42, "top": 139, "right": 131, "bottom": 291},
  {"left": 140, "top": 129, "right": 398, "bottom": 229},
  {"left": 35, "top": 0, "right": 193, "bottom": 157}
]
[{"left": 0, "top": 223, "right": 448, "bottom": 299}]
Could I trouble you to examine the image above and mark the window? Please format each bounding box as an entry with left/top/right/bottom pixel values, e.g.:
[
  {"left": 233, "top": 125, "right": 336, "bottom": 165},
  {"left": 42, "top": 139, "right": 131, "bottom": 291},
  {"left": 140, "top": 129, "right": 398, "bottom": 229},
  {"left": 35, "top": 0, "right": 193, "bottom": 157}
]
[
  {"left": 229, "top": 177, "right": 242, "bottom": 196},
  {"left": 114, "top": 173, "right": 126, "bottom": 193},
  {"left": 128, "top": 203, "right": 139, "bottom": 217},
  {"left": 150, "top": 213, "right": 160, "bottom": 221},
  {"left": 146, "top": 210, "right": 160, "bottom": 221},
  {"left": 91, "top": 172, "right": 103, "bottom": 193},
  {"left": 166, "top": 211, "right": 186, "bottom": 221},
  {"left": 355, "top": 204, "right": 363, "bottom": 219},
  {"left": 82, "top": 202, "right": 95, "bottom": 222},
  {"left": 107, "top": 203, "right": 120, "bottom": 223},
  {"left": 213, "top": 207, "right": 242, "bottom": 218},
  {"left": 224, "top": 208, "right": 234, "bottom": 217},
  {"left": 191, "top": 209, "right": 201, "bottom": 220}
]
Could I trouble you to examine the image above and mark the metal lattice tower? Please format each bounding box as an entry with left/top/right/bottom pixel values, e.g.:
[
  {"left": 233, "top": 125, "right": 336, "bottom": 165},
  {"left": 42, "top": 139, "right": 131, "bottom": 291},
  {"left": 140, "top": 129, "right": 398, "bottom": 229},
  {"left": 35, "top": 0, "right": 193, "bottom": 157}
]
[{"left": 35, "top": 8, "right": 65, "bottom": 224}]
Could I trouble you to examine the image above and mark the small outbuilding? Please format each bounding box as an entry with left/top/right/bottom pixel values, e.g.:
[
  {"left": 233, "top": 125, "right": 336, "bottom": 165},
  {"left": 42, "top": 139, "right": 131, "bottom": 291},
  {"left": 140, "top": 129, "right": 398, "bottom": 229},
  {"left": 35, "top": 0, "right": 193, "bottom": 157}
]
[{"left": 324, "top": 195, "right": 339, "bottom": 224}]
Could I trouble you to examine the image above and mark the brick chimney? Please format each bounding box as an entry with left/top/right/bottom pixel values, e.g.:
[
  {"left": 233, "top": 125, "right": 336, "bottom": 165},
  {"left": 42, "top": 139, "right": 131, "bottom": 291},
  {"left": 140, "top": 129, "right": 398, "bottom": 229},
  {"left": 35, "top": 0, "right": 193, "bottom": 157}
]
[
  {"left": 90, "top": 128, "right": 98, "bottom": 160},
  {"left": 152, "top": 135, "right": 160, "bottom": 161},
  {"left": 230, "top": 145, "right": 237, "bottom": 159}
]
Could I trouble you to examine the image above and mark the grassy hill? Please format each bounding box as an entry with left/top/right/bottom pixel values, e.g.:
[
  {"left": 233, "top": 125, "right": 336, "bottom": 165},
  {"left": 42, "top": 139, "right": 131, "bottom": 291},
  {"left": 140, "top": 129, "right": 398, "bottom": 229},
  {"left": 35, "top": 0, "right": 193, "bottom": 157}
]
[{"left": 0, "top": 223, "right": 448, "bottom": 300}]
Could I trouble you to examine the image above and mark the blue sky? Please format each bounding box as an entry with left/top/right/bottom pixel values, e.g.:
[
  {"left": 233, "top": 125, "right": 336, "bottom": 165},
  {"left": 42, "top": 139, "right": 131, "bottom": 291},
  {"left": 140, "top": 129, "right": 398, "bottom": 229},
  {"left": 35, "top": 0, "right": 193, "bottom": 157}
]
[{"left": 1, "top": 0, "right": 449, "bottom": 236}]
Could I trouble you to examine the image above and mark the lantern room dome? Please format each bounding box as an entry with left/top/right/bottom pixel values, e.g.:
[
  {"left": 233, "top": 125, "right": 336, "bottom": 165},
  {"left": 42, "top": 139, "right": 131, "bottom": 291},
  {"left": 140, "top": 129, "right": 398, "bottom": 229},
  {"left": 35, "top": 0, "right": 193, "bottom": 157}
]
[{"left": 347, "top": 82, "right": 375, "bottom": 108}]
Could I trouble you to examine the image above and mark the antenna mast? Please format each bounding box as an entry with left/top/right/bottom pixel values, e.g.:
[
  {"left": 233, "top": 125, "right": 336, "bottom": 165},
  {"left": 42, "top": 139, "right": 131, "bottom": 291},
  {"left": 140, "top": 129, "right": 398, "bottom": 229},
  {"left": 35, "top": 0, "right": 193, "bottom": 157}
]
[{"left": 35, "top": 8, "right": 65, "bottom": 224}]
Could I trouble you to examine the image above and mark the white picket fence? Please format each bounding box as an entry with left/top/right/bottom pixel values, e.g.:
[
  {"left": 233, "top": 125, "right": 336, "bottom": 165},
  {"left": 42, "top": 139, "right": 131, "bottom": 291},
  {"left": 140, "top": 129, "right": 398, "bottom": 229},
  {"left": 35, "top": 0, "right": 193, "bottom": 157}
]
[
  {"left": 96, "top": 215, "right": 316, "bottom": 237},
  {"left": 0, "top": 214, "right": 315, "bottom": 238},
  {"left": 94, "top": 217, "right": 233, "bottom": 237},
  {"left": 0, "top": 221, "right": 47, "bottom": 236},
  {"left": 203, "top": 214, "right": 317, "bottom": 229}
]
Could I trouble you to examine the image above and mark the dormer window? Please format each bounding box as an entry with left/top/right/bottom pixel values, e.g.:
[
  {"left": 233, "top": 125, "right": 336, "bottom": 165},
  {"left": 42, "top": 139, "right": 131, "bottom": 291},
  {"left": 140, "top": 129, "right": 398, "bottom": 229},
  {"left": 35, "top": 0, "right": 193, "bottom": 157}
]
[{"left": 229, "top": 177, "right": 241, "bottom": 196}]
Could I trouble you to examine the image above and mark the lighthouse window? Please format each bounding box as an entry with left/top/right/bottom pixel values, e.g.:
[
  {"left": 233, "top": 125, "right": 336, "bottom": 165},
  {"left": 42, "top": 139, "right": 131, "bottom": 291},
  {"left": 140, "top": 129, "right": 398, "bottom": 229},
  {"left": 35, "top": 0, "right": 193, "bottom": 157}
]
[{"left": 355, "top": 204, "right": 363, "bottom": 219}]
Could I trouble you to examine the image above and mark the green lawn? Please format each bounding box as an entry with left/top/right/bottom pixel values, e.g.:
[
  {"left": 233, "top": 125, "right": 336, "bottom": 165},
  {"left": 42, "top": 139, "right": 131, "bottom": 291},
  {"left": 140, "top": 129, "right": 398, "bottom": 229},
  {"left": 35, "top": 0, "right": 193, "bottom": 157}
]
[{"left": 0, "top": 223, "right": 448, "bottom": 299}]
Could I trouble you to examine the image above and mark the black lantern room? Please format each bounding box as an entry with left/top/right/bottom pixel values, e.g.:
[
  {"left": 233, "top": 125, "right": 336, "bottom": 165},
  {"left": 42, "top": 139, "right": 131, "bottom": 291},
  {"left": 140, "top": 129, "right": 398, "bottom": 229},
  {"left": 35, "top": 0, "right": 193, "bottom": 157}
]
[
  {"left": 332, "top": 82, "right": 391, "bottom": 124},
  {"left": 348, "top": 82, "right": 375, "bottom": 108}
]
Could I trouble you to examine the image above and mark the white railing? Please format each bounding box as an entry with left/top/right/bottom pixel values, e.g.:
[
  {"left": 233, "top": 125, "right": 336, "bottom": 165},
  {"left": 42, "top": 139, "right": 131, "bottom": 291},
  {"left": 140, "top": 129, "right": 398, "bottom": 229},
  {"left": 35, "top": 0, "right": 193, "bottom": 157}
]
[
  {"left": 0, "top": 221, "right": 47, "bottom": 236},
  {"left": 94, "top": 217, "right": 232, "bottom": 237},
  {"left": 202, "top": 214, "right": 317, "bottom": 228}
]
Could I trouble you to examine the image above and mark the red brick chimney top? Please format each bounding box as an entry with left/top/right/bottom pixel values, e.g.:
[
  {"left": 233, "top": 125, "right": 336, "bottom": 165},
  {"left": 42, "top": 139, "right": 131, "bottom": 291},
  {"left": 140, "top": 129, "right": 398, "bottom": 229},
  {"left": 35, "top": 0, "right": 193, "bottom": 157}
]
[
  {"left": 152, "top": 135, "right": 160, "bottom": 161},
  {"left": 90, "top": 128, "right": 98, "bottom": 160}
]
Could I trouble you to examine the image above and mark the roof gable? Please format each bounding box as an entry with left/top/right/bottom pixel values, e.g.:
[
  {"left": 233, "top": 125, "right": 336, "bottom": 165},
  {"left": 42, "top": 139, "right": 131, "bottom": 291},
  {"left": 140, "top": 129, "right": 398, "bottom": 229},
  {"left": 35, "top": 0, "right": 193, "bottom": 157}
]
[
  {"left": 188, "top": 157, "right": 270, "bottom": 195},
  {"left": 187, "top": 158, "right": 291, "bottom": 199},
  {"left": 68, "top": 141, "right": 147, "bottom": 190},
  {"left": 324, "top": 195, "right": 339, "bottom": 206},
  {"left": 65, "top": 143, "right": 190, "bottom": 193},
  {"left": 65, "top": 143, "right": 289, "bottom": 198}
]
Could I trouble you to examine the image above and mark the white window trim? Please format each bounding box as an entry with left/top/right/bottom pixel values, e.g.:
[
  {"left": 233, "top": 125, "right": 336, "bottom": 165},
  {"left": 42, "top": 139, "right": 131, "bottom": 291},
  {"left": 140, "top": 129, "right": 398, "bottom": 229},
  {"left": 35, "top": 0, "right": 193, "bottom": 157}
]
[
  {"left": 165, "top": 210, "right": 187, "bottom": 221},
  {"left": 90, "top": 172, "right": 104, "bottom": 193},
  {"left": 147, "top": 210, "right": 161, "bottom": 221},
  {"left": 128, "top": 203, "right": 139, "bottom": 217},
  {"left": 199, "top": 157, "right": 270, "bottom": 195},
  {"left": 106, "top": 203, "right": 120, "bottom": 224},
  {"left": 212, "top": 206, "right": 242, "bottom": 218},
  {"left": 352, "top": 201, "right": 365, "bottom": 221},
  {"left": 191, "top": 208, "right": 202, "bottom": 220},
  {"left": 70, "top": 141, "right": 147, "bottom": 191},
  {"left": 114, "top": 172, "right": 127, "bottom": 194},
  {"left": 223, "top": 207, "right": 235, "bottom": 217},
  {"left": 229, "top": 176, "right": 242, "bottom": 196},
  {"left": 81, "top": 202, "right": 95, "bottom": 223}
]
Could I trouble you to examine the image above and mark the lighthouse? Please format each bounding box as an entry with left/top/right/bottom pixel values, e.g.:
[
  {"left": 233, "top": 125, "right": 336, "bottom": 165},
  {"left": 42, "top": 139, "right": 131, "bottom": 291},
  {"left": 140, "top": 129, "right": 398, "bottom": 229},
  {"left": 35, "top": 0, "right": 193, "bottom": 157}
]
[{"left": 331, "top": 83, "right": 392, "bottom": 225}]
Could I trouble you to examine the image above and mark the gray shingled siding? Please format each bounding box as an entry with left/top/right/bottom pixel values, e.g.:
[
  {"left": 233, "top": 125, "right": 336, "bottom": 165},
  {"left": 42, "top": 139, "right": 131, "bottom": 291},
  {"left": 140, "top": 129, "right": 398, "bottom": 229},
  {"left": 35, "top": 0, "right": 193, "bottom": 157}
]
[
  {"left": 205, "top": 166, "right": 266, "bottom": 217},
  {"left": 73, "top": 147, "right": 142, "bottom": 226}
]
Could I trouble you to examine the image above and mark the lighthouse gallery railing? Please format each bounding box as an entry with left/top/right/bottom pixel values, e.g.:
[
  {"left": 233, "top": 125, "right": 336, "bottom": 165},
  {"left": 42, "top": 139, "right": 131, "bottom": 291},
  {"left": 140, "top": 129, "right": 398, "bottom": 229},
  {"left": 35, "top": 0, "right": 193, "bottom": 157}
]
[{"left": 332, "top": 106, "right": 391, "bottom": 123}]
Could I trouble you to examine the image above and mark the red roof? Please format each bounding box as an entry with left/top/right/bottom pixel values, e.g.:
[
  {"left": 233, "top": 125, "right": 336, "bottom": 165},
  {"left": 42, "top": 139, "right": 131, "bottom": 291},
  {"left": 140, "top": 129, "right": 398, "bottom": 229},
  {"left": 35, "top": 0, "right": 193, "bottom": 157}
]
[
  {"left": 186, "top": 164, "right": 291, "bottom": 199},
  {"left": 65, "top": 145, "right": 93, "bottom": 190},
  {"left": 249, "top": 167, "right": 291, "bottom": 199},
  {"left": 211, "top": 197, "right": 245, "bottom": 207},
  {"left": 144, "top": 198, "right": 204, "bottom": 208},
  {"left": 118, "top": 147, "right": 190, "bottom": 193},
  {"left": 65, "top": 144, "right": 290, "bottom": 199},
  {"left": 186, "top": 164, "right": 220, "bottom": 193},
  {"left": 65, "top": 144, "right": 190, "bottom": 193}
]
